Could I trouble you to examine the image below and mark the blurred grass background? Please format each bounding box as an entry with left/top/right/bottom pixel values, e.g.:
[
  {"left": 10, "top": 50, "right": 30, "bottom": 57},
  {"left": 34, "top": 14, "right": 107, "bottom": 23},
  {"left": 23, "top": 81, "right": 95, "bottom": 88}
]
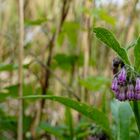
[{"left": 0, "top": 0, "right": 140, "bottom": 140}]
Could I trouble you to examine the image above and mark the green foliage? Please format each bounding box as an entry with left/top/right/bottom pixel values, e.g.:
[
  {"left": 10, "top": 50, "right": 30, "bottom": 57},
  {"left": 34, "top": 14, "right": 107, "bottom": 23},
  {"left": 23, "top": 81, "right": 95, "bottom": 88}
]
[
  {"left": 81, "top": 7, "right": 116, "bottom": 26},
  {"left": 2, "top": 1, "right": 140, "bottom": 139},
  {"left": 79, "top": 76, "right": 110, "bottom": 91},
  {"left": 134, "top": 37, "right": 140, "bottom": 73},
  {"left": 111, "top": 100, "right": 137, "bottom": 140},
  {"left": 0, "top": 63, "right": 28, "bottom": 72},
  {"left": 93, "top": 27, "right": 130, "bottom": 65},
  {"left": 0, "top": 64, "right": 18, "bottom": 71},
  {"left": 0, "top": 84, "right": 41, "bottom": 101},
  {"left": 65, "top": 107, "right": 74, "bottom": 139},
  {"left": 93, "top": 9, "right": 116, "bottom": 26},
  {"left": 126, "top": 40, "right": 137, "bottom": 50},
  {"left": 94, "top": 27, "right": 140, "bottom": 139},
  {"left": 0, "top": 109, "right": 17, "bottom": 132},
  {"left": 25, "top": 18, "right": 47, "bottom": 26},
  {"left": 38, "top": 122, "right": 65, "bottom": 139},
  {"left": 74, "top": 119, "right": 90, "bottom": 139},
  {"left": 53, "top": 53, "right": 78, "bottom": 70},
  {"left": 23, "top": 95, "right": 111, "bottom": 136},
  {"left": 57, "top": 21, "right": 80, "bottom": 47}
]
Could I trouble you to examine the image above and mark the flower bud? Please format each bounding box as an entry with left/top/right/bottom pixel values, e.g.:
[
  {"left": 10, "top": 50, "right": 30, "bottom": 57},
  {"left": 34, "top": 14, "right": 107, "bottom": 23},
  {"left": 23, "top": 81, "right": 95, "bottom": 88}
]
[
  {"left": 135, "top": 94, "right": 140, "bottom": 100},
  {"left": 118, "top": 67, "right": 126, "bottom": 84},
  {"left": 135, "top": 77, "right": 140, "bottom": 93},
  {"left": 111, "top": 77, "right": 118, "bottom": 92},
  {"left": 134, "top": 78, "right": 140, "bottom": 100},
  {"left": 117, "top": 87, "right": 126, "bottom": 101},
  {"left": 118, "top": 92, "right": 125, "bottom": 101},
  {"left": 126, "top": 84, "right": 135, "bottom": 100}
]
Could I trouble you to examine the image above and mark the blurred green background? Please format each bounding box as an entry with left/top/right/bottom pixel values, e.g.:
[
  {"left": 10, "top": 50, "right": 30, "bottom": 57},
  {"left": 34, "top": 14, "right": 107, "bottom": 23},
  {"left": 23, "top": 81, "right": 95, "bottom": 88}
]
[{"left": 0, "top": 0, "right": 140, "bottom": 140}]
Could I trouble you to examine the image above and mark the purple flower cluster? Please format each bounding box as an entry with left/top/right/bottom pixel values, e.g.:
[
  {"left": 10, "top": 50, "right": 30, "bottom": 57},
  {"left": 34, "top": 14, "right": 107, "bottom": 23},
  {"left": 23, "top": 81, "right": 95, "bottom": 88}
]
[{"left": 111, "top": 67, "right": 140, "bottom": 101}]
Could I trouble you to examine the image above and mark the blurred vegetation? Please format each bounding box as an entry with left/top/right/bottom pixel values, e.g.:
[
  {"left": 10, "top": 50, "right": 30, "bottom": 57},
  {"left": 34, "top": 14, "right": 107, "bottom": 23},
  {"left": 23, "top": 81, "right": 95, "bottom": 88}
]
[{"left": 0, "top": 0, "right": 140, "bottom": 140}]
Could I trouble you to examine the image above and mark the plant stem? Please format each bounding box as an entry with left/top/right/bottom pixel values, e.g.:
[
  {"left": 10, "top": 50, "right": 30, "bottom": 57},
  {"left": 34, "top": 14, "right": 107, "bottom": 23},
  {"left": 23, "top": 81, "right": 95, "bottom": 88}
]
[
  {"left": 17, "top": 0, "right": 24, "bottom": 139},
  {"left": 133, "top": 101, "right": 140, "bottom": 133}
]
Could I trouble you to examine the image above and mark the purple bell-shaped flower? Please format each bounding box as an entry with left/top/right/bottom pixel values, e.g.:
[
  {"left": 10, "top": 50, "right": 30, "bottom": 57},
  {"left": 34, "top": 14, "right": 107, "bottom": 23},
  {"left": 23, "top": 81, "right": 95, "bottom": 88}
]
[
  {"left": 111, "top": 77, "right": 118, "bottom": 92},
  {"left": 114, "top": 90, "right": 120, "bottom": 99},
  {"left": 117, "top": 87, "right": 126, "bottom": 101},
  {"left": 135, "top": 94, "right": 140, "bottom": 100},
  {"left": 135, "top": 77, "right": 140, "bottom": 93},
  {"left": 135, "top": 77, "right": 140, "bottom": 100},
  {"left": 126, "top": 84, "right": 135, "bottom": 100},
  {"left": 118, "top": 67, "right": 126, "bottom": 85}
]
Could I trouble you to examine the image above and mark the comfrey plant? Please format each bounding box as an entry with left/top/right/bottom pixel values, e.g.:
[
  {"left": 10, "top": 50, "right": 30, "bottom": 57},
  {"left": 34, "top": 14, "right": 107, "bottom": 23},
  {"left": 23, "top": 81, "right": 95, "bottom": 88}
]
[
  {"left": 94, "top": 27, "right": 140, "bottom": 134},
  {"left": 111, "top": 58, "right": 140, "bottom": 101},
  {"left": 93, "top": 27, "right": 140, "bottom": 102}
]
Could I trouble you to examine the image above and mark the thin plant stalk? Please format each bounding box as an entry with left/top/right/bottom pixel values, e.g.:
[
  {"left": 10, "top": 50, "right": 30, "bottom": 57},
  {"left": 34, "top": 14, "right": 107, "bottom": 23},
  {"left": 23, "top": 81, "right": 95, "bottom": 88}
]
[{"left": 17, "top": 0, "right": 24, "bottom": 139}]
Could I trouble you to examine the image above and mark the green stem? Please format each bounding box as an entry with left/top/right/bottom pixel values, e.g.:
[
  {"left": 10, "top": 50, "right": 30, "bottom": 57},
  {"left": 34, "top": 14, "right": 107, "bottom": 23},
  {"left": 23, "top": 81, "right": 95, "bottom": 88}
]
[{"left": 133, "top": 101, "right": 140, "bottom": 133}]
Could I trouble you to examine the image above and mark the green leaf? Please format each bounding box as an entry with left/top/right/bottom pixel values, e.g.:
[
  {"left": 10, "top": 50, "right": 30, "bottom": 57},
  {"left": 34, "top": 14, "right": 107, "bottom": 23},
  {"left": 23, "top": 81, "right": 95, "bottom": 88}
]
[
  {"left": 111, "top": 100, "right": 134, "bottom": 140},
  {"left": 0, "top": 64, "right": 28, "bottom": 72},
  {"left": 0, "top": 109, "right": 17, "bottom": 132},
  {"left": 93, "top": 27, "right": 130, "bottom": 65},
  {"left": 0, "top": 84, "right": 41, "bottom": 101},
  {"left": 23, "top": 95, "right": 111, "bottom": 136},
  {"left": 53, "top": 54, "right": 79, "bottom": 70},
  {"left": 38, "top": 122, "right": 65, "bottom": 139},
  {"left": 134, "top": 37, "right": 140, "bottom": 73},
  {"left": 62, "top": 21, "right": 80, "bottom": 47},
  {"left": 79, "top": 76, "right": 110, "bottom": 91},
  {"left": 126, "top": 40, "right": 137, "bottom": 50},
  {"left": 0, "top": 64, "right": 18, "bottom": 71},
  {"left": 99, "top": 11, "right": 116, "bottom": 26},
  {"left": 65, "top": 107, "right": 74, "bottom": 139},
  {"left": 25, "top": 18, "right": 47, "bottom": 26}
]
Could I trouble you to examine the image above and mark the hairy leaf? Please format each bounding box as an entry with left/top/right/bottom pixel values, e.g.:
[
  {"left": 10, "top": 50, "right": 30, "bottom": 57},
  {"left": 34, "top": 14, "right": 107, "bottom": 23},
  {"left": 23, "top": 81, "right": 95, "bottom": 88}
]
[
  {"left": 93, "top": 27, "right": 130, "bottom": 65},
  {"left": 111, "top": 100, "right": 134, "bottom": 140}
]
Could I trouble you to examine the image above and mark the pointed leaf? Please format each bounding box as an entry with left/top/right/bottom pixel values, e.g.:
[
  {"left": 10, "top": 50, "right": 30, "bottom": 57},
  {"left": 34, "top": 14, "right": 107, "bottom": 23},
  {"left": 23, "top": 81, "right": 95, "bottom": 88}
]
[
  {"left": 23, "top": 95, "right": 111, "bottom": 136},
  {"left": 93, "top": 27, "right": 130, "bottom": 65}
]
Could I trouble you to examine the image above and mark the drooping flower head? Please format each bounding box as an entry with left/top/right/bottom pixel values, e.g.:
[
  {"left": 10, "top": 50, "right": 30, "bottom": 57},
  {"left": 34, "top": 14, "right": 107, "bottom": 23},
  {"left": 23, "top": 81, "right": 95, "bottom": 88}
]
[
  {"left": 111, "top": 58, "right": 140, "bottom": 101},
  {"left": 118, "top": 67, "right": 127, "bottom": 85}
]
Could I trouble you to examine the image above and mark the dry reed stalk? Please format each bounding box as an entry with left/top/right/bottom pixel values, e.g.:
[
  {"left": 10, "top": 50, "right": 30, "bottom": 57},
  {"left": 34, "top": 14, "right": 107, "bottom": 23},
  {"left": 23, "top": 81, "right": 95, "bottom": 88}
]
[{"left": 17, "top": 0, "right": 24, "bottom": 139}]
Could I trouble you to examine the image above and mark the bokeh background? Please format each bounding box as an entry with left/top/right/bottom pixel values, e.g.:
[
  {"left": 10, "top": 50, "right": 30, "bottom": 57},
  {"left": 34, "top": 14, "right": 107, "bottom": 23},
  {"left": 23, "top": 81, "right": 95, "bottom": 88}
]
[{"left": 0, "top": 0, "right": 140, "bottom": 140}]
